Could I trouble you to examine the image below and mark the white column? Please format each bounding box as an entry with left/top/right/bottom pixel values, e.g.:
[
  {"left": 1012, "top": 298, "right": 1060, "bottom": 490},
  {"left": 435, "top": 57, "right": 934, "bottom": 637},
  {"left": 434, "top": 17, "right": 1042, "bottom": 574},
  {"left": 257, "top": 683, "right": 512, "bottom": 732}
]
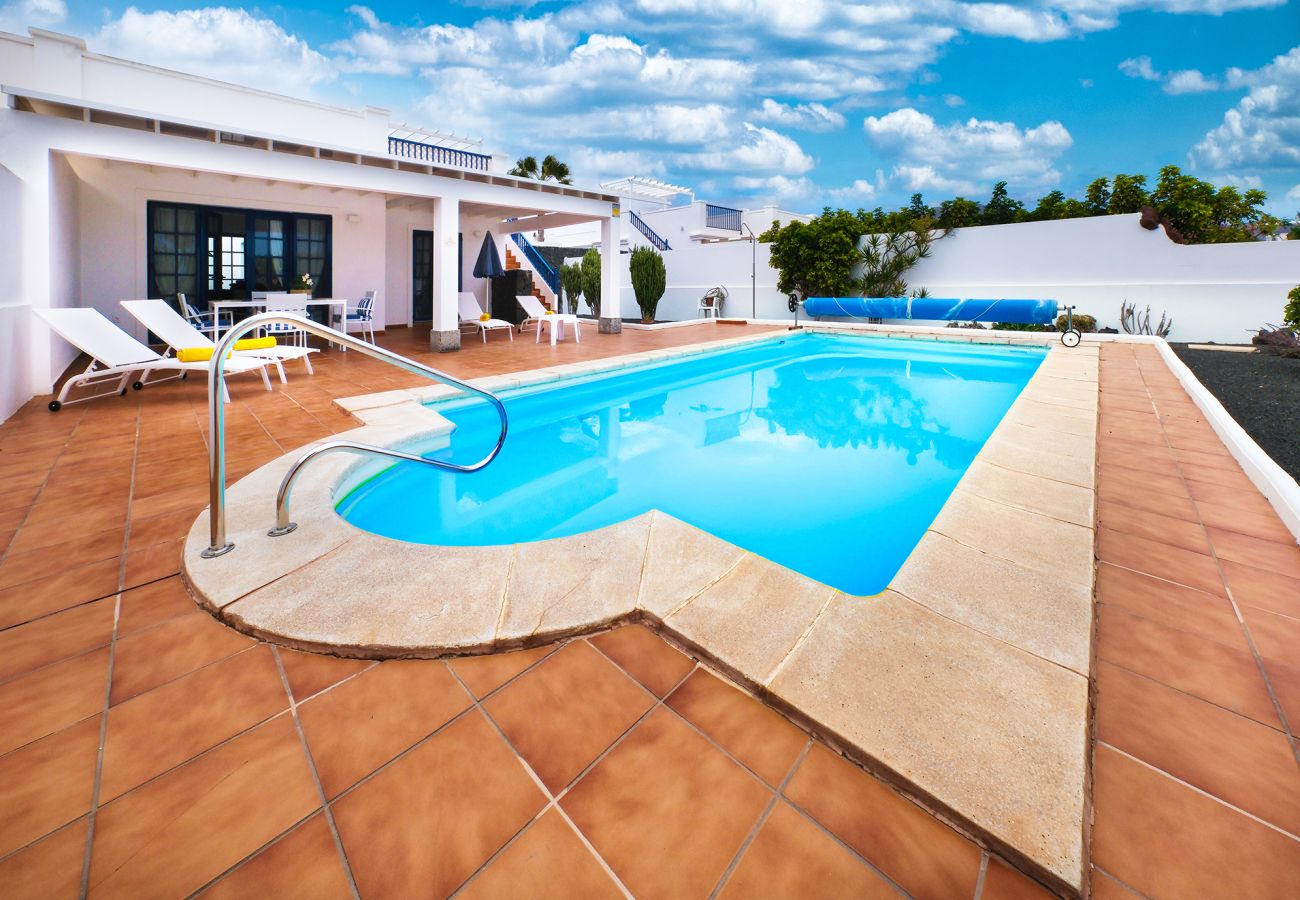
[
  {"left": 598, "top": 215, "right": 621, "bottom": 333},
  {"left": 430, "top": 195, "right": 460, "bottom": 351}
]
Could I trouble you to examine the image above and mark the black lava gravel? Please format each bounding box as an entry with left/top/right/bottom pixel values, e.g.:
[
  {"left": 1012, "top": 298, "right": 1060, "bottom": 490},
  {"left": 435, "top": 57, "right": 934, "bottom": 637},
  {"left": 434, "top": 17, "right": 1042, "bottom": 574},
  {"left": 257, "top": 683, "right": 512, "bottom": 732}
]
[{"left": 1172, "top": 345, "right": 1300, "bottom": 481}]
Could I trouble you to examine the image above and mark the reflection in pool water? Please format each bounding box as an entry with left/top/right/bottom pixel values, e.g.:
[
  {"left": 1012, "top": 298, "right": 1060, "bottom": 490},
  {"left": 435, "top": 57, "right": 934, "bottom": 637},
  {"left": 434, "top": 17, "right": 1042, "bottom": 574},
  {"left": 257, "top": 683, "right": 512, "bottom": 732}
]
[{"left": 338, "top": 333, "right": 1045, "bottom": 595}]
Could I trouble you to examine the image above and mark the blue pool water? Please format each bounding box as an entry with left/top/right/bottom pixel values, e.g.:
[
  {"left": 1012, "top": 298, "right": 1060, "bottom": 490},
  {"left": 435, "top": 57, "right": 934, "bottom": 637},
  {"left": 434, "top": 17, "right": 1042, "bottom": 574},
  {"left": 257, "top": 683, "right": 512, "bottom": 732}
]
[{"left": 338, "top": 333, "right": 1045, "bottom": 595}]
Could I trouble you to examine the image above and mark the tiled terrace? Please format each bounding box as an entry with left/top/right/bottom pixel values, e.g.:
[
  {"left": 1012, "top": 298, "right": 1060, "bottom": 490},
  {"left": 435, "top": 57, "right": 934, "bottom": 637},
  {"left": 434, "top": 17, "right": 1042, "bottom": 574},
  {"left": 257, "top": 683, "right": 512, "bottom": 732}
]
[{"left": 0, "top": 325, "right": 1297, "bottom": 897}]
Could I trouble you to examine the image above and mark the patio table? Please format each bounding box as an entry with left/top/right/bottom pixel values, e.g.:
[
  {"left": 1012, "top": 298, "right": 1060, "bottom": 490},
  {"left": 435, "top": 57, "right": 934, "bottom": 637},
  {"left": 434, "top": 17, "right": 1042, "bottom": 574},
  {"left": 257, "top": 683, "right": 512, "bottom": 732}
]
[{"left": 207, "top": 298, "right": 348, "bottom": 347}]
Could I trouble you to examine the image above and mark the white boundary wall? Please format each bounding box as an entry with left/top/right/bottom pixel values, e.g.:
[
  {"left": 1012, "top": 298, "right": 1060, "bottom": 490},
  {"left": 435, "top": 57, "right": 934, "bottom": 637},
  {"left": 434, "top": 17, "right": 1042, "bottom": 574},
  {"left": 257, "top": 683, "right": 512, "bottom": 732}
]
[{"left": 620, "top": 213, "right": 1300, "bottom": 342}]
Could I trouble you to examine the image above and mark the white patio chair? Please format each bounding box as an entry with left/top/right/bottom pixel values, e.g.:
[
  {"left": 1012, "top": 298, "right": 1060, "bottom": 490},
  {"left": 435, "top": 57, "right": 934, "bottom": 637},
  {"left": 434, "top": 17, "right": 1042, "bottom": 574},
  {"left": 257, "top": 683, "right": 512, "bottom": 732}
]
[
  {"left": 35, "top": 307, "right": 272, "bottom": 410},
  {"left": 338, "top": 290, "right": 378, "bottom": 345},
  {"left": 458, "top": 292, "right": 514, "bottom": 343},
  {"left": 262, "top": 293, "right": 311, "bottom": 348},
  {"left": 178, "top": 293, "right": 233, "bottom": 336},
  {"left": 517, "top": 294, "right": 579, "bottom": 345},
  {"left": 120, "top": 299, "right": 317, "bottom": 383}
]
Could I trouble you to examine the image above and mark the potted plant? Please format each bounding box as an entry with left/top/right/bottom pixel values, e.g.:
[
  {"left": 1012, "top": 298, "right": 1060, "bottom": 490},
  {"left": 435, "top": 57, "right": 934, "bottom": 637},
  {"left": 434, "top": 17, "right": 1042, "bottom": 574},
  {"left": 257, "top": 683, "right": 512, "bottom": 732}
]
[
  {"left": 629, "top": 246, "right": 666, "bottom": 323},
  {"left": 291, "top": 273, "right": 314, "bottom": 295}
]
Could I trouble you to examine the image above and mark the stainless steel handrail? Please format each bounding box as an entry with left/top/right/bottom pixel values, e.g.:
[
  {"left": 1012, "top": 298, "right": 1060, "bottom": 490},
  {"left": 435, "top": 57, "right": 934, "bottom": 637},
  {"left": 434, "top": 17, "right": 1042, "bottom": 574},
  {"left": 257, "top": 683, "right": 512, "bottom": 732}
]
[{"left": 201, "top": 313, "right": 508, "bottom": 558}]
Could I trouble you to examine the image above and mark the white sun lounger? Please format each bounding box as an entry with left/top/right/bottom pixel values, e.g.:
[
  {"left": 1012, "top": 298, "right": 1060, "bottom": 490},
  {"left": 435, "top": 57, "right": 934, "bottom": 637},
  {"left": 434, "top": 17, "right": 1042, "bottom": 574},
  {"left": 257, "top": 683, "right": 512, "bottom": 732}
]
[
  {"left": 458, "top": 292, "right": 514, "bottom": 343},
  {"left": 120, "top": 298, "right": 317, "bottom": 383},
  {"left": 516, "top": 294, "right": 579, "bottom": 345},
  {"left": 35, "top": 307, "right": 273, "bottom": 410}
]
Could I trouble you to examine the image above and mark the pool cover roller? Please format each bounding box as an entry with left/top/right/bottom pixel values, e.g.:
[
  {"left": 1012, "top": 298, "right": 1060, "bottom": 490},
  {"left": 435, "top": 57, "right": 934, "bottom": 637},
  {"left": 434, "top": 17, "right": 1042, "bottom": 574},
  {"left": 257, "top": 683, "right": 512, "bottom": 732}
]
[{"left": 802, "top": 297, "right": 1058, "bottom": 325}]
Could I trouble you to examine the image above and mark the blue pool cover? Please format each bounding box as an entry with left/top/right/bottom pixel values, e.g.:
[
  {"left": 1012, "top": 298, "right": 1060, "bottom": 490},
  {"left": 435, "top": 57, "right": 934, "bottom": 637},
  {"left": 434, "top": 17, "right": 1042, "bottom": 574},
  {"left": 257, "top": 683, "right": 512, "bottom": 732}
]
[{"left": 803, "top": 296, "right": 1058, "bottom": 324}]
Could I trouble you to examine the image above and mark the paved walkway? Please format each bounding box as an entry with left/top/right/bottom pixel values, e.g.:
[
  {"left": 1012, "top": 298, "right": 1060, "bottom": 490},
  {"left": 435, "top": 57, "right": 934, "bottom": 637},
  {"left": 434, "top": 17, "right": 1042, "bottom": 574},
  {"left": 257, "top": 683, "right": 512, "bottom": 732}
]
[{"left": 0, "top": 326, "right": 1296, "bottom": 897}]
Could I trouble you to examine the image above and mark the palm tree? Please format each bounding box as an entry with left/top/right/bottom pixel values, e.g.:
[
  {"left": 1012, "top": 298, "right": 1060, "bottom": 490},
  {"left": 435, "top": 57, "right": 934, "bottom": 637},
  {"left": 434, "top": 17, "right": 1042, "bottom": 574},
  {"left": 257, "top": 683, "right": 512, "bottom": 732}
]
[{"left": 508, "top": 154, "right": 572, "bottom": 185}]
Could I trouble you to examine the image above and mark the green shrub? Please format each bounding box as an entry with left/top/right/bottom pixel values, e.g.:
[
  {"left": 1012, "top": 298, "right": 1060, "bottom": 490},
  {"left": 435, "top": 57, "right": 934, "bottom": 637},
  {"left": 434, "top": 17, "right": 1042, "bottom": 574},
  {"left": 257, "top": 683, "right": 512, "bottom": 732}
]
[
  {"left": 1055, "top": 313, "right": 1097, "bottom": 332},
  {"left": 1285, "top": 284, "right": 1300, "bottom": 328},
  {"left": 992, "top": 322, "right": 1052, "bottom": 332},
  {"left": 580, "top": 249, "right": 601, "bottom": 318},
  {"left": 629, "top": 247, "right": 666, "bottom": 323},
  {"left": 559, "top": 263, "right": 583, "bottom": 315}
]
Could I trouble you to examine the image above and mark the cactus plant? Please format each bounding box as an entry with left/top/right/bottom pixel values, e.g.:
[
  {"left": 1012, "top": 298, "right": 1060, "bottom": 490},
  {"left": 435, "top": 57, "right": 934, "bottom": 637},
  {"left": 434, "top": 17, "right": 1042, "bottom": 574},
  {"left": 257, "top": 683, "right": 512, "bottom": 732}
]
[
  {"left": 629, "top": 246, "right": 667, "bottom": 323},
  {"left": 559, "top": 262, "right": 584, "bottom": 315},
  {"left": 580, "top": 249, "right": 601, "bottom": 318}
]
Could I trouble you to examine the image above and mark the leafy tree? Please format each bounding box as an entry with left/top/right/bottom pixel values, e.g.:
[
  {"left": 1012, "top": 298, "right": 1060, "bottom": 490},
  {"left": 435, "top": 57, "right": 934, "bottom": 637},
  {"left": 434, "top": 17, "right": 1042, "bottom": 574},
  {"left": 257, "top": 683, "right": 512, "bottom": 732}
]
[
  {"left": 559, "top": 262, "right": 584, "bottom": 315},
  {"left": 760, "top": 207, "right": 875, "bottom": 298},
  {"left": 1107, "top": 173, "right": 1149, "bottom": 214},
  {"left": 980, "top": 182, "right": 1024, "bottom": 225},
  {"left": 629, "top": 246, "right": 667, "bottom": 323},
  {"left": 1085, "top": 178, "right": 1111, "bottom": 215},
  {"left": 580, "top": 248, "right": 601, "bottom": 317},
  {"left": 936, "top": 197, "right": 981, "bottom": 229},
  {"left": 906, "top": 193, "right": 932, "bottom": 220},
  {"left": 858, "top": 219, "right": 947, "bottom": 297},
  {"left": 1148, "top": 164, "right": 1280, "bottom": 243},
  {"left": 1028, "top": 190, "right": 1072, "bottom": 221},
  {"left": 1284, "top": 284, "right": 1300, "bottom": 327},
  {"left": 508, "top": 154, "right": 573, "bottom": 184}
]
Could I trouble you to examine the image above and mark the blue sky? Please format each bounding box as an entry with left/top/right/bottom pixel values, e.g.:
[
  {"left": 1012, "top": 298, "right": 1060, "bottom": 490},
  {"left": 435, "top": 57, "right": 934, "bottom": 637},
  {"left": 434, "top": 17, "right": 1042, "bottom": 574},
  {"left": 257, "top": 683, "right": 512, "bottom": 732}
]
[{"left": 3, "top": 0, "right": 1297, "bottom": 213}]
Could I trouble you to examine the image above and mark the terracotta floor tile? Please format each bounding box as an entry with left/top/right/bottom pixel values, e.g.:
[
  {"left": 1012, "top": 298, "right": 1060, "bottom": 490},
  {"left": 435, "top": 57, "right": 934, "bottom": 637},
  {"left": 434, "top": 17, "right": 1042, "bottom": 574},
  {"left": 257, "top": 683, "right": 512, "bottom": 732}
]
[
  {"left": 1095, "top": 563, "right": 1242, "bottom": 648},
  {"left": 1185, "top": 477, "right": 1277, "bottom": 515},
  {"left": 449, "top": 644, "right": 556, "bottom": 699},
  {"left": 1265, "top": 661, "right": 1300, "bottom": 734},
  {"left": 1173, "top": 445, "right": 1242, "bottom": 470},
  {"left": 299, "top": 659, "right": 470, "bottom": 798},
  {"left": 1095, "top": 502, "right": 1210, "bottom": 554},
  {"left": 200, "top": 814, "right": 352, "bottom": 900},
  {"left": 1239, "top": 604, "right": 1300, "bottom": 667},
  {"left": 0, "top": 715, "right": 99, "bottom": 857},
  {"left": 459, "top": 809, "right": 621, "bottom": 900},
  {"left": 111, "top": 611, "right": 254, "bottom": 704},
  {"left": 666, "top": 668, "right": 807, "bottom": 786},
  {"left": 718, "top": 801, "right": 896, "bottom": 899},
  {"left": 561, "top": 707, "right": 771, "bottom": 900},
  {"left": 1096, "top": 478, "right": 1198, "bottom": 521},
  {"left": 783, "top": 742, "right": 981, "bottom": 900},
  {"left": 1220, "top": 559, "right": 1300, "bottom": 619},
  {"left": 1196, "top": 497, "right": 1295, "bottom": 544},
  {"left": 1096, "top": 661, "right": 1300, "bottom": 833},
  {"left": 1181, "top": 462, "right": 1255, "bottom": 491},
  {"left": 332, "top": 709, "right": 546, "bottom": 898},
  {"left": 0, "top": 819, "right": 87, "bottom": 900},
  {"left": 116, "top": 576, "right": 197, "bottom": 635},
  {"left": 0, "top": 648, "right": 108, "bottom": 755},
  {"left": 589, "top": 624, "right": 696, "bottom": 697},
  {"left": 89, "top": 715, "right": 319, "bottom": 899},
  {"left": 1096, "top": 606, "right": 1278, "bottom": 727},
  {"left": 982, "top": 858, "right": 1056, "bottom": 899},
  {"left": 0, "top": 597, "right": 115, "bottom": 683},
  {"left": 485, "top": 640, "right": 655, "bottom": 793},
  {"left": 0, "top": 528, "right": 122, "bottom": 590},
  {"left": 1096, "top": 527, "right": 1225, "bottom": 596},
  {"left": 125, "top": 508, "right": 200, "bottom": 548},
  {"left": 0, "top": 557, "right": 121, "bottom": 631},
  {"left": 276, "top": 647, "right": 373, "bottom": 702},
  {"left": 1091, "top": 744, "right": 1300, "bottom": 898},
  {"left": 1206, "top": 526, "right": 1300, "bottom": 579},
  {"left": 99, "top": 646, "right": 287, "bottom": 801},
  {"left": 121, "top": 537, "right": 184, "bottom": 588},
  {"left": 1090, "top": 869, "right": 1144, "bottom": 899}
]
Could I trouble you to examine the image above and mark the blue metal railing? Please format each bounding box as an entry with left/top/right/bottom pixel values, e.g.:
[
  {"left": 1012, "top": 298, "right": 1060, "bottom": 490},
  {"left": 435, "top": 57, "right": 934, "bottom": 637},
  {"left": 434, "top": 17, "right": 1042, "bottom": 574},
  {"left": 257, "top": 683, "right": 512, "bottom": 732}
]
[
  {"left": 510, "top": 232, "right": 559, "bottom": 295},
  {"left": 705, "top": 204, "right": 742, "bottom": 232},
  {"left": 628, "top": 210, "right": 671, "bottom": 251},
  {"left": 388, "top": 137, "right": 491, "bottom": 172}
]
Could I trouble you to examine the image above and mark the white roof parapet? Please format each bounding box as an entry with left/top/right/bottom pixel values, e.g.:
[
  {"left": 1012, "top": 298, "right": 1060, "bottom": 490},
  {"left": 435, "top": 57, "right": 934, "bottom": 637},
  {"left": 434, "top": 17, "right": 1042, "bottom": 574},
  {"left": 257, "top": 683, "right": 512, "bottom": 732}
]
[{"left": 600, "top": 175, "right": 695, "bottom": 203}]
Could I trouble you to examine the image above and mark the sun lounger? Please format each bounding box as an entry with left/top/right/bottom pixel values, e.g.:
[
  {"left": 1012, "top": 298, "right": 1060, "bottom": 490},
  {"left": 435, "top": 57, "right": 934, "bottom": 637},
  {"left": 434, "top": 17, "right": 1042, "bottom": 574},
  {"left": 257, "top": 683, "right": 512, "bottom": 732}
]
[
  {"left": 516, "top": 294, "right": 579, "bottom": 345},
  {"left": 35, "top": 307, "right": 273, "bottom": 410},
  {"left": 458, "top": 292, "right": 514, "bottom": 343},
  {"left": 120, "top": 298, "right": 316, "bottom": 382}
]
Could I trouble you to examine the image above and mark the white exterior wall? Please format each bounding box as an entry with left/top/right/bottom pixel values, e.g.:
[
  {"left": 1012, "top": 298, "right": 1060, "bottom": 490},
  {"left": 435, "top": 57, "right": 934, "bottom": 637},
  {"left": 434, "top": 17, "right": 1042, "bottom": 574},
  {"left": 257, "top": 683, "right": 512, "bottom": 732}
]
[
  {"left": 71, "top": 158, "right": 387, "bottom": 337},
  {"left": 618, "top": 238, "right": 785, "bottom": 321},
  {"left": 899, "top": 215, "right": 1300, "bottom": 343}
]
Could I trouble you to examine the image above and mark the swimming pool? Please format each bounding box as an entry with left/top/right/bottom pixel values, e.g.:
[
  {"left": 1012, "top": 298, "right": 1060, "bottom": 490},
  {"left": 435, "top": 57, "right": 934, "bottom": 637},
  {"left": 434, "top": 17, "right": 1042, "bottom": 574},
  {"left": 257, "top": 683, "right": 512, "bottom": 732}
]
[{"left": 337, "top": 332, "right": 1046, "bottom": 595}]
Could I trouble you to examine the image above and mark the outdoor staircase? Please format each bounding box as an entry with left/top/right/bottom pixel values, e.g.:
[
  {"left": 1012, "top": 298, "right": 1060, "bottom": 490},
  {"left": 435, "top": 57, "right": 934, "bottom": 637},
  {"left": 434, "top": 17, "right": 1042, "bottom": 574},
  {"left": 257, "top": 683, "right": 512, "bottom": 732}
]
[{"left": 505, "top": 248, "right": 552, "bottom": 310}]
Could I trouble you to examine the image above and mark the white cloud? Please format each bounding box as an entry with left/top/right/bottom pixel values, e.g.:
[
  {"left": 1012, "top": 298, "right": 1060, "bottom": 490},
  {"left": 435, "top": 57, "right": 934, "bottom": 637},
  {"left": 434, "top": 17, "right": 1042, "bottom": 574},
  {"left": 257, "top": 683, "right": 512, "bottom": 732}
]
[
  {"left": 1286, "top": 184, "right": 1300, "bottom": 201},
  {"left": 752, "top": 99, "right": 845, "bottom": 132},
  {"left": 691, "top": 122, "right": 814, "bottom": 173},
  {"left": 0, "top": 0, "right": 64, "bottom": 34},
  {"left": 95, "top": 7, "right": 333, "bottom": 94},
  {"left": 732, "top": 174, "right": 818, "bottom": 201},
  {"left": 829, "top": 177, "right": 881, "bottom": 200},
  {"left": 1164, "top": 69, "right": 1219, "bottom": 93},
  {"left": 960, "top": 4, "right": 1070, "bottom": 41},
  {"left": 1119, "top": 55, "right": 1160, "bottom": 80},
  {"left": 1192, "top": 46, "right": 1300, "bottom": 171},
  {"left": 943, "top": 94, "right": 965, "bottom": 107},
  {"left": 864, "top": 108, "right": 1073, "bottom": 194}
]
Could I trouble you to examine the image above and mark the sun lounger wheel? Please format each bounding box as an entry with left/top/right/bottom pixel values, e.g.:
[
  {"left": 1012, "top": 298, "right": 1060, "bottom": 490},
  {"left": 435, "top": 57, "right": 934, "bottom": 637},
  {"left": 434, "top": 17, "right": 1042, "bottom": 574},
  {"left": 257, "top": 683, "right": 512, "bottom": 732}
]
[
  {"left": 132, "top": 381, "right": 143, "bottom": 390},
  {"left": 48, "top": 400, "right": 61, "bottom": 412}
]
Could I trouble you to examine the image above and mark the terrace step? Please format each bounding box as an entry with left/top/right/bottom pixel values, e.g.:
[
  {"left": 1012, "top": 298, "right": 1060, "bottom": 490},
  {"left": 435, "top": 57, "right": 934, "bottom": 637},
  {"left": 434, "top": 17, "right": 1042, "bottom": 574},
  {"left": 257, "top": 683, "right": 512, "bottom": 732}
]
[{"left": 505, "top": 249, "right": 551, "bottom": 309}]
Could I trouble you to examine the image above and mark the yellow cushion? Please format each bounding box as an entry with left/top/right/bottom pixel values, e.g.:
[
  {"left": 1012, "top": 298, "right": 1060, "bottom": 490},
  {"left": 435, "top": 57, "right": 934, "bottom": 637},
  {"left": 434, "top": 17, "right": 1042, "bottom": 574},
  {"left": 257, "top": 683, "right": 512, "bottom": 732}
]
[
  {"left": 233, "top": 337, "right": 277, "bottom": 351},
  {"left": 176, "top": 347, "right": 214, "bottom": 362},
  {"left": 545, "top": 309, "right": 555, "bottom": 315},
  {"left": 479, "top": 313, "right": 490, "bottom": 321}
]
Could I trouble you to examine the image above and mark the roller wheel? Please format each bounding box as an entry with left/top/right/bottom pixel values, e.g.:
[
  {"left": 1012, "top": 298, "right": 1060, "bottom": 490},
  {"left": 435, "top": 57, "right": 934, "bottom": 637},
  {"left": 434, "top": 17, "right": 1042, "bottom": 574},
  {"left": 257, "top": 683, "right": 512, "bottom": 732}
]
[
  {"left": 48, "top": 400, "right": 61, "bottom": 412},
  {"left": 132, "top": 381, "right": 144, "bottom": 391},
  {"left": 787, "top": 295, "right": 799, "bottom": 313},
  {"left": 1061, "top": 329, "right": 1081, "bottom": 348}
]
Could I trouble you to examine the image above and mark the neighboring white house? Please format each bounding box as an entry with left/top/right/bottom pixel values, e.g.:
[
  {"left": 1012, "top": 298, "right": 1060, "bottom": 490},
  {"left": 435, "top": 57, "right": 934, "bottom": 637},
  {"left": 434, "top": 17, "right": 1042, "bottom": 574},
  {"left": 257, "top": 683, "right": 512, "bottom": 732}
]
[{"left": 0, "top": 27, "right": 622, "bottom": 422}]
